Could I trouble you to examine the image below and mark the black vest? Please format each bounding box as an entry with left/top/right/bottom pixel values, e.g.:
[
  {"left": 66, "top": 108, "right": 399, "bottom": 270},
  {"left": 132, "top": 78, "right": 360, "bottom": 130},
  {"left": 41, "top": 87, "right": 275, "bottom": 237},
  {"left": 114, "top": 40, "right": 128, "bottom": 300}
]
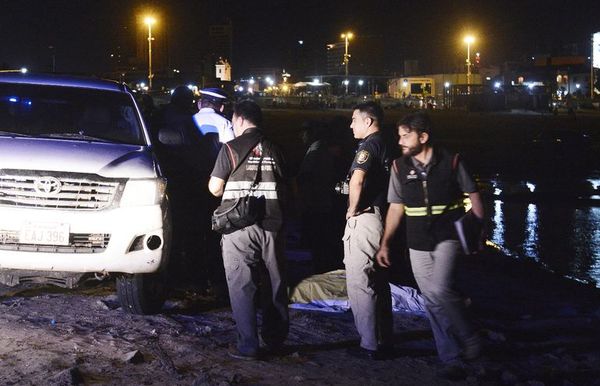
[
  {"left": 221, "top": 128, "right": 285, "bottom": 232},
  {"left": 396, "top": 149, "right": 464, "bottom": 251}
]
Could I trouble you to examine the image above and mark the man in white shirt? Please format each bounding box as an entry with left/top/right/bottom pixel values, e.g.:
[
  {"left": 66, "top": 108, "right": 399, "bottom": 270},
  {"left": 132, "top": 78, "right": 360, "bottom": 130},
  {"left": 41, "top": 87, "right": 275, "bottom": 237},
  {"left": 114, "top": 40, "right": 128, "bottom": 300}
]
[
  {"left": 192, "top": 88, "right": 234, "bottom": 299},
  {"left": 193, "top": 87, "right": 234, "bottom": 146}
]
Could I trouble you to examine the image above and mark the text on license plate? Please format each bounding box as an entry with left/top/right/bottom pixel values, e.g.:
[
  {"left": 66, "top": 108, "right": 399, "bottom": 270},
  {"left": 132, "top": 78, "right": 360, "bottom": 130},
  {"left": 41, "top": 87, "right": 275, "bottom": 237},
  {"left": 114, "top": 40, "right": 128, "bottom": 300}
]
[{"left": 20, "top": 222, "right": 70, "bottom": 246}]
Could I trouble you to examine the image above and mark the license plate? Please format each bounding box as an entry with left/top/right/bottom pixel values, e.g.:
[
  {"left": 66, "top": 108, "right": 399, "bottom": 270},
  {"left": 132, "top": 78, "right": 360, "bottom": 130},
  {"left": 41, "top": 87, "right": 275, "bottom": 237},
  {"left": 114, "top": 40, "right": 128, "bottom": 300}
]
[{"left": 20, "top": 222, "right": 70, "bottom": 246}]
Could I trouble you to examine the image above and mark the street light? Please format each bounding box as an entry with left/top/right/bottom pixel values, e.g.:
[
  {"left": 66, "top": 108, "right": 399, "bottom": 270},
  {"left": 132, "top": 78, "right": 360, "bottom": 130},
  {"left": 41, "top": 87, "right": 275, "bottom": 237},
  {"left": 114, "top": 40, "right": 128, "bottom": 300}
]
[
  {"left": 464, "top": 35, "right": 475, "bottom": 93},
  {"left": 144, "top": 16, "right": 156, "bottom": 91},
  {"left": 341, "top": 32, "right": 354, "bottom": 94}
]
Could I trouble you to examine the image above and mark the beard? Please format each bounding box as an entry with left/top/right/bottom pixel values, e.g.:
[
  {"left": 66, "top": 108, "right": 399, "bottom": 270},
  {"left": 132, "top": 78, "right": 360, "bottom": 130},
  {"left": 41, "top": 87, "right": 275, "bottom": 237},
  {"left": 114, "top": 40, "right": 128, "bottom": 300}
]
[{"left": 401, "top": 142, "right": 424, "bottom": 157}]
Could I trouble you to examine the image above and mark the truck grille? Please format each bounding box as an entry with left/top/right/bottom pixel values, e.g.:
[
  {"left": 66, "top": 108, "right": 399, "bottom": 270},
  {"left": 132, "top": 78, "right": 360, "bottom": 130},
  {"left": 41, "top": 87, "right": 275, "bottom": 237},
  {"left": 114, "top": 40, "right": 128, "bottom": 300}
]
[
  {"left": 0, "top": 173, "right": 120, "bottom": 210},
  {"left": 0, "top": 230, "right": 110, "bottom": 253}
]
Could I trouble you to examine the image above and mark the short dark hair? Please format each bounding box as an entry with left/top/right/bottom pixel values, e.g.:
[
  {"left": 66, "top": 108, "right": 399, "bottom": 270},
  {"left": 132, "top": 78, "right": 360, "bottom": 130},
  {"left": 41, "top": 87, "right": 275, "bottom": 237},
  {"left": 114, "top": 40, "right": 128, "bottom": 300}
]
[
  {"left": 200, "top": 99, "right": 222, "bottom": 110},
  {"left": 397, "top": 112, "right": 433, "bottom": 137},
  {"left": 353, "top": 101, "right": 384, "bottom": 126},
  {"left": 233, "top": 99, "right": 263, "bottom": 127}
]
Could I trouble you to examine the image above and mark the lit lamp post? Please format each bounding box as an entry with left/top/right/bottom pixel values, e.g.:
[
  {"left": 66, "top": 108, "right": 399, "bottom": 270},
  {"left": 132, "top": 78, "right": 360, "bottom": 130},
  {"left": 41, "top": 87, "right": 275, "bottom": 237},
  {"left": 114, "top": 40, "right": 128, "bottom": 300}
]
[
  {"left": 144, "top": 16, "right": 156, "bottom": 91},
  {"left": 464, "top": 35, "right": 475, "bottom": 94},
  {"left": 341, "top": 32, "right": 353, "bottom": 94}
]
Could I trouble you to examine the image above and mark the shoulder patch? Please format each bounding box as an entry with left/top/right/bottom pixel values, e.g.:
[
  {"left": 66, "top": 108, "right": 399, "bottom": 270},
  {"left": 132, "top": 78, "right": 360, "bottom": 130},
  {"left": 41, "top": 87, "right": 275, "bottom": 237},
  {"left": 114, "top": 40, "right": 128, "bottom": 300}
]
[{"left": 356, "top": 150, "right": 370, "bottom": 164}]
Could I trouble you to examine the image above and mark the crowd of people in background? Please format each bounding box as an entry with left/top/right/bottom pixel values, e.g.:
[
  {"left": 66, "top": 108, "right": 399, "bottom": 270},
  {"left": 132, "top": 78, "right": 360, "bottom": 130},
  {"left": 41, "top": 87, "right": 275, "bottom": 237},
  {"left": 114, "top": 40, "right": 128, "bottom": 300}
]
[{"left": 136, "top": 88, "right": 485, "bottom": 379}]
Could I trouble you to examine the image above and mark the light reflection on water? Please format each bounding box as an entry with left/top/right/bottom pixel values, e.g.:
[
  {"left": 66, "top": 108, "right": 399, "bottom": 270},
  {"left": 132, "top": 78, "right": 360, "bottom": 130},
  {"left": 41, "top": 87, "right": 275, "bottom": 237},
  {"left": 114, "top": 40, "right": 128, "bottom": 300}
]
[
  {"left": 524, "top": 204, "right": 539, "bottom": 259},
  {"left": 491, "top": 200, "right": 504, "bottom": 247},
  {"left": 488, "top": 201, "right": 600, "bottom": 287}
]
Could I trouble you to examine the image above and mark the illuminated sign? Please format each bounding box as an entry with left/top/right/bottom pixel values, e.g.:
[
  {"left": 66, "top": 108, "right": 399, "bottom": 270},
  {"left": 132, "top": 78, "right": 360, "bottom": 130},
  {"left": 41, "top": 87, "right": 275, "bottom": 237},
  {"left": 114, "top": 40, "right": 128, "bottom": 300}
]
[{"left": 593, "top": 32, "right": 600, "bottom": 69}]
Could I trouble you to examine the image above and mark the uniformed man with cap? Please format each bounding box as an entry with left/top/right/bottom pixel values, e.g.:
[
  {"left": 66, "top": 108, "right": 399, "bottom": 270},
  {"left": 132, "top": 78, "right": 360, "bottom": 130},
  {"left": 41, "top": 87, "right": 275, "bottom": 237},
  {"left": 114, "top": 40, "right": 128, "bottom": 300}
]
[
  {"left": 192, "top": 88, "right": 234, "bottom": 298},
  {"left": 343, "top": 101, "right": 394, "bottom": 360},
  {"left": 193, "top": 87, "right": 234, "bottom": 148}
]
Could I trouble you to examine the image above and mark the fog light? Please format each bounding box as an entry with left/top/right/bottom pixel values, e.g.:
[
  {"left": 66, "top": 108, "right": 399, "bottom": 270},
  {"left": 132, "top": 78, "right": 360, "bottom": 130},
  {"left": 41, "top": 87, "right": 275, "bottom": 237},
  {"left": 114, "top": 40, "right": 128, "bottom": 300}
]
[
  {"left": 146, "top": 235, "right": 162, "bottom": 250},
  {"left": 128, "top": 235, "right": 145, "bottom": 252}
]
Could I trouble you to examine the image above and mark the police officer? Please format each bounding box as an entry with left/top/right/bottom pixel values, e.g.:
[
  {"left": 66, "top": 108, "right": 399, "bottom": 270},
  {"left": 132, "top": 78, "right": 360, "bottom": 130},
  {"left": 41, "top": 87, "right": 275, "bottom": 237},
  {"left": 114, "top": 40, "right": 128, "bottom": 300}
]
[
  {"left": 208, "top": 100, "right": 288, "bottom": 360},
  {"left": 344, "top": 101, "right": 393, "bottom": 360},
  {"left": 376, "top": 112, "right": 484, "bottom": 377},
  {"left": 193, "top": 87, "right": 235, "bottom": 146},
  {"left": 193, "top": 88, "right": 235, "bottom": 297}
]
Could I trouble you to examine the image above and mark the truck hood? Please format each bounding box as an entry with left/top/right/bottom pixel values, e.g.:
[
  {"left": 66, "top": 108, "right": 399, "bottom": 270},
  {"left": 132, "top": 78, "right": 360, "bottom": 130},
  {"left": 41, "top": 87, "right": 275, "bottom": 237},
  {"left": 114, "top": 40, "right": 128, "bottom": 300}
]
[{"left": 0, "top": 137, "right": 158, "bottom": 178}]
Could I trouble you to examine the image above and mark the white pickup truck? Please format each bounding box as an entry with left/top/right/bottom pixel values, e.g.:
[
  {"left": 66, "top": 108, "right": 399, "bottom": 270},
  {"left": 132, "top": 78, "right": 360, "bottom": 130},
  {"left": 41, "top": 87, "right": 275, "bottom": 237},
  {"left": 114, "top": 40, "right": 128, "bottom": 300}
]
[{"left": 0, "top": 73, "right": 171, "bottom": 314}]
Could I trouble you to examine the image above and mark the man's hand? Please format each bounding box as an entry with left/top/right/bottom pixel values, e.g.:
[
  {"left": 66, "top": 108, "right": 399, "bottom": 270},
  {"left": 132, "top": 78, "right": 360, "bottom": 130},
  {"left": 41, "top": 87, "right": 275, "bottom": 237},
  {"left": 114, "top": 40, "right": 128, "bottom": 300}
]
[{"left": 376, "top": 246, "right": 392, "bottom": 268}]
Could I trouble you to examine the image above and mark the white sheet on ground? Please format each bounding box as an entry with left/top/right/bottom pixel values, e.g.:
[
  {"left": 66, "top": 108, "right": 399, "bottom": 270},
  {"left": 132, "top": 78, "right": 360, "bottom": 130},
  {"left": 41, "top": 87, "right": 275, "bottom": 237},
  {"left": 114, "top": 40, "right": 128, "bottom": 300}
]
[{"left": 289, "top": 270, "right": 426, "bottom": 314}]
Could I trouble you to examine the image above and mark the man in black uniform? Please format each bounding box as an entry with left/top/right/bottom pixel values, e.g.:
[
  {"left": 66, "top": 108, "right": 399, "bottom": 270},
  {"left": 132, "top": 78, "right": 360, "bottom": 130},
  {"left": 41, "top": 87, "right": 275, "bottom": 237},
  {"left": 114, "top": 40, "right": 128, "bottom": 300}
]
[
  {"left": 377, "top": 112, "right": 484, "bottom": 377},
  {"left": 208, "top": 100, "right": 288, "bottom": 360},
  {"left": 343, "top": 101, "right": 393, "bottom": 360}
]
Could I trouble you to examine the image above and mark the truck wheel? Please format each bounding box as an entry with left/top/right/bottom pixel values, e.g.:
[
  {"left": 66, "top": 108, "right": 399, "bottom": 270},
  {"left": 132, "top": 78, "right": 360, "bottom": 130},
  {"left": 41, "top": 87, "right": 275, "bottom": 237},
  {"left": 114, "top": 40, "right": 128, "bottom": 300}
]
[{"left": 116, "top": 273, "right": 165, "bottom": 315}]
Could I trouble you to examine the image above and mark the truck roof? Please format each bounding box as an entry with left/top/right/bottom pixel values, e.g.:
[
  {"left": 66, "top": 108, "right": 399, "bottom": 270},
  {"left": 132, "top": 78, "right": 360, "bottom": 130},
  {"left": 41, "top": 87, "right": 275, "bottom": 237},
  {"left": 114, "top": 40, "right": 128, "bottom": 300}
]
[{"left": 0, "top": 72, "right": 126, "bottom": 92}]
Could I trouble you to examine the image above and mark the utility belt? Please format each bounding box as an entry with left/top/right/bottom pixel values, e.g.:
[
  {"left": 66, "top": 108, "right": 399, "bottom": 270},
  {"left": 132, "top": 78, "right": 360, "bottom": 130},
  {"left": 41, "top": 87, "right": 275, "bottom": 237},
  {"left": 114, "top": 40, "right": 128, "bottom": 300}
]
[
  {"left": 352, "top": 205, "right": 382, "bottom": 217},
  {"left": 362, "top": 206, "right": 380, "bottom": 214}
]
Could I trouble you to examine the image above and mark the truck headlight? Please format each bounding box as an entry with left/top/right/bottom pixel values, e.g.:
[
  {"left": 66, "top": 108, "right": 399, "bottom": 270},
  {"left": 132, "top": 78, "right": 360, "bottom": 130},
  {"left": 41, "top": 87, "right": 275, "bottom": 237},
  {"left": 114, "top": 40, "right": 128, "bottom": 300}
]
[{"left": 120, "top": 178, "right": 166, "bottom": 207}]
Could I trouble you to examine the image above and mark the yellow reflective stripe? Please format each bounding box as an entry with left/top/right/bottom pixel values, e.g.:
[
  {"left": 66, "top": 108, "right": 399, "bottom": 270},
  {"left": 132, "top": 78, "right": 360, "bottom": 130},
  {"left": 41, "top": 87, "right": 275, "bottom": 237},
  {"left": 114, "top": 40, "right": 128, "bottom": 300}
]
[
  {"left": 431, "top": 202, "right": 462, "bottom": 214},
  {"left": 405, "top": 201, "right": 464, "bottom": 217},
  {"left": 405, "top": 206, "right": 427, "bottom": 216}
]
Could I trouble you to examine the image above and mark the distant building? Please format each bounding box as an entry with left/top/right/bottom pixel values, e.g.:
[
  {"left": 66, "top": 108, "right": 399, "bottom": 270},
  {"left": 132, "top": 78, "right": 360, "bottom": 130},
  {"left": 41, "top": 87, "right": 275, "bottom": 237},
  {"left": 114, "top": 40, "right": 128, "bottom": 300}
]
[
  {"left": 215, "top": 58, "right": 231, "bottom": 81},
  {"left": 534, "top": 55, "right": 586, "bottom": 67},
  {"left": 558, "top": 72, "right": 592, "bottom": 97},
  {"left": 326, "top": 42, "right": 345, "bottom": 75},
  {"left": 388, "top": 74, "right": 482, "bottom": 100},
  {"left": 208, "top": 21, "right": 233, "bottom": 63},
  {"left": 503, "top": 55, "right": 593, "bottom": 99}
]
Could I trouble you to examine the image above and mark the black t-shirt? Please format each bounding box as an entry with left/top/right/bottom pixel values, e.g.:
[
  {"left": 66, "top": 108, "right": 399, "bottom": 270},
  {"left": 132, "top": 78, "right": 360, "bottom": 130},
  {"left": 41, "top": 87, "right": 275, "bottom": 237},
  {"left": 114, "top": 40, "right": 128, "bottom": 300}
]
[
  {"left": 211, "top": 128, "right": 287, "bottom": 231},
  {"left": 348, "top": 131, "right": 389, "bottom": 211}
]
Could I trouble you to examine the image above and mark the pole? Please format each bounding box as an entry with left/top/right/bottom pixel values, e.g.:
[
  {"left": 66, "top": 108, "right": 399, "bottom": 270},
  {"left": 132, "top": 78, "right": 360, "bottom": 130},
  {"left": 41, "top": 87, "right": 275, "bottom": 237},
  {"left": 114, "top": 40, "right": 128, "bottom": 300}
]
[
  {"left": 344, "top": 35, "right": 349, "bottom": 94},
  {"left": 466, "top": 41, "right": 471, "bottom": 94},
  {"left": 591, "top": 34, "right": 595, "bottom": 100},
  {"left": 148, "top": 23, "right": 153, "bottom": 90}
]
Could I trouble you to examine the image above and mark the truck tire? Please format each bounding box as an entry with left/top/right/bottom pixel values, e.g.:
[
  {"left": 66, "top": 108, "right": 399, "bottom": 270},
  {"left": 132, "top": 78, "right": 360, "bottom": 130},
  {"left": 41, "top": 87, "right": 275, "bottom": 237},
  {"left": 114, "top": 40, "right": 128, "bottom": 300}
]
[{"left": 116, "top": 272, "right": 165, "bottom": 315}]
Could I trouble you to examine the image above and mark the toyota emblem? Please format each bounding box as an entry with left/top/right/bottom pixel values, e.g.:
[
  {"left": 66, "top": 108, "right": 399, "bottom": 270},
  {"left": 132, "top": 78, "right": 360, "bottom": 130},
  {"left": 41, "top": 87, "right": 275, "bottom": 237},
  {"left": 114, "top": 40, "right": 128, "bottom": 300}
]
[{"left": 34, "top": 176, "right": 62, "bottom": 195}]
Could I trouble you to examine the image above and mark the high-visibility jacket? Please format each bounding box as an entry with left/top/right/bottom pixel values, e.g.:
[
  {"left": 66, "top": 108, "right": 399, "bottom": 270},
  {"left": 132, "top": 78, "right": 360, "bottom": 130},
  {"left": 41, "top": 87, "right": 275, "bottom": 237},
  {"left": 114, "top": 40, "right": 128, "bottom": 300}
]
[
  {"left": 221, "top": 128, "right": 285, "bottom": 232},
  {"left": 395, "top": 149, "right": 464, "bottom": 251}
]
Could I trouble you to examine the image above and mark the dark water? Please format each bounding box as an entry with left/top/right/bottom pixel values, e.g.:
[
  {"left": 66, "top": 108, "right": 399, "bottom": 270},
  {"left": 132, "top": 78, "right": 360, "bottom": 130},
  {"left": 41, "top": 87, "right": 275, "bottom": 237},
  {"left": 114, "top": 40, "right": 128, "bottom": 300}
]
[{"left": 485, "top": 177, "right": 600, "bottom": 287}]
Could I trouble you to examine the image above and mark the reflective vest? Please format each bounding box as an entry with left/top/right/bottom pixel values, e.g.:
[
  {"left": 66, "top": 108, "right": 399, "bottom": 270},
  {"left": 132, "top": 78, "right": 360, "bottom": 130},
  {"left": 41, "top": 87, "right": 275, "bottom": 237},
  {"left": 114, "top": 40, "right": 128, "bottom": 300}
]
[
  {"left": 396, "top": 149, "right": 464, "bottom": 251},
  {"left": 221, "top": 128, "right": 285, "bottom": 232}
]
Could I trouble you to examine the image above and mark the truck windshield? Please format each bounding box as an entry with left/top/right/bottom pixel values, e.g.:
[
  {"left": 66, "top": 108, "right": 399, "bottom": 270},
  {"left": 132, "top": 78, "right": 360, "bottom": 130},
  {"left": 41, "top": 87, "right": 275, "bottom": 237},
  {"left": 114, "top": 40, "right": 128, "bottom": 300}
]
[{"left": 0, "top": 83, "right": 145, "bottom": 145}]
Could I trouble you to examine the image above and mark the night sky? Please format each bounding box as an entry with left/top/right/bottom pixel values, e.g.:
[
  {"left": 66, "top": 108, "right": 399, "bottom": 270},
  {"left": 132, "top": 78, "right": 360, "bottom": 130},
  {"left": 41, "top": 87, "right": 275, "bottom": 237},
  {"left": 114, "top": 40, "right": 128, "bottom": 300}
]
[{"left": 1, "top": 0, "right": 599, "bottom": 76}]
